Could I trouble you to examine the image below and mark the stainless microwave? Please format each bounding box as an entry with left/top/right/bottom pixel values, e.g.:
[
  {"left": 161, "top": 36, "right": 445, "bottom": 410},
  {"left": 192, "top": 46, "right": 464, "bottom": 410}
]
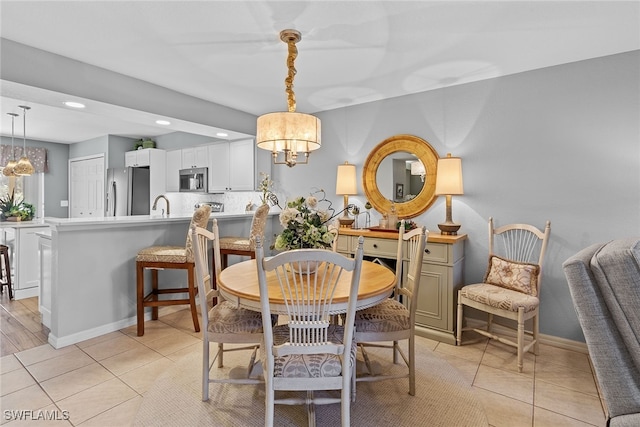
[{"left": 179, "top": 167, "right": 208, "bottom": 192}]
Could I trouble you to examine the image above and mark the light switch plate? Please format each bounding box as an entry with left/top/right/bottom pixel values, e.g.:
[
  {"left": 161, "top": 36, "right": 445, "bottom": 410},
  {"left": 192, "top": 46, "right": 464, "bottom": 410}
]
[{"left": 60, "top": 200, "right": 69, "bottom": 207}]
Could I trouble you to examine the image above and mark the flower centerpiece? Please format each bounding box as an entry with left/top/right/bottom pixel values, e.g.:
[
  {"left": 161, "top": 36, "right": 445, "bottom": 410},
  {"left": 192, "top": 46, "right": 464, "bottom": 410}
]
[{"left": 274, "top": 195, "right": 336, "bottom": 251}]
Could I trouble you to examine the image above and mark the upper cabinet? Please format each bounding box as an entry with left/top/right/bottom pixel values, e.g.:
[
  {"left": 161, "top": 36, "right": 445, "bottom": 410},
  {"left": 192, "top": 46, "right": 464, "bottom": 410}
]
[
  {"left": 125, "top": 148, "right": 165, "bottom": 167},
  {"left": 181, "top": 146, "right": 208, "bottom": 169},
  {"left": 208, "top": 139, "right": 255, "bottom": 192},
  {"left": 165, "top": 149, "right": 181, "bottom": 192}
]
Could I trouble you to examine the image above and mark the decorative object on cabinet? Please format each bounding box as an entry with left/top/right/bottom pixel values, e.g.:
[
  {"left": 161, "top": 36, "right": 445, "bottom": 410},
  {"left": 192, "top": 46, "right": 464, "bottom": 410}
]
[
  {"left": 354, "top": 222, "right": 427, "bottom": 396},
  {"left": 456, "top": 217, "right": 550, "bottom": 373},
  {"left": 363, "top": 134, "right": 439, "bottom": 219},
  {"left": 336, "top": 161, "right": 357, "bottom": 227},
  {"left": 14, "top": 106, "right": 35, "bottom": 176},
  {"left": 256, "top": 29, "right": 321, "bottom": 168},
  {"left": 0, "top": 244, "right": 13, "bottom": 300},
  {"left": 336, "top": 228, "right": 466, "bottom": 345},
  {"left": 218, "top": 203, "right": 270, "bottom": 269},
  {"left": 191, "top": 220, "right": 270, "bottom": 401},
  {"left": 3, "top": 113, "right": 19, "bottom": 177},
  {"left": 135, "top": 205, "right": 211, "bottom": 336},
  {"left": 435, "top": 153, "right": 464, "bottom": 235},
  {"left": 255, "top": 236, "right": 364, "bottom": 426}
]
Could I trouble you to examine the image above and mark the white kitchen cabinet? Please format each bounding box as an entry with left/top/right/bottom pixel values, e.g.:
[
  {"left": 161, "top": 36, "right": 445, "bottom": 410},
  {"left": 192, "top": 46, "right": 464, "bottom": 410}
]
[
  {"left": 166, "top": 149, "right": 181, "bottom": 192},
  {"left": 1, "top": 225, "right": 50, "bottom": 300},
  {"left": 208, "top": 139, "right": 255, "bottom": 192},
  {"left": 336, "top": 229, "right": 466, "bottom": 345},
  {"left": 125, "top": 149, "right": 150, "bottom": 167},
  {"left": 181, "top": 146, "right": 209, "bottom": 168}
]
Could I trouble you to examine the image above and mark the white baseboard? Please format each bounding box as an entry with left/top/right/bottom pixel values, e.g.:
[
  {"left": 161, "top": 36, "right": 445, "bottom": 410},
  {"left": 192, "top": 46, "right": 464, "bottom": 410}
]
[{"left": 47, "top": 314, "right": 150, "bottom": 349}]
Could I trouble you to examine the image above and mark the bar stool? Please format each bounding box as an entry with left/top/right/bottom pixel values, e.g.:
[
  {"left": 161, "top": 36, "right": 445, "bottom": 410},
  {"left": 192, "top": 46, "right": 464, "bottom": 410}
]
[
  {"left": 0, "top": 244, "right": 13, "bottom": 300},
  {"left": 218, "top": 203, "right": 270, "bottom": 268},
  {"left": 136, "top": 205, "right": 211, "bottom": 336}
]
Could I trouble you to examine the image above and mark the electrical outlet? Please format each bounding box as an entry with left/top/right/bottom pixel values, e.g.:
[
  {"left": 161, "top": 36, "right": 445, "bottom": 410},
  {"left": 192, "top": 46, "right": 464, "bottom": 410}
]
[{"left": 60, "top": 200, "right": 69, "bottom": 207}]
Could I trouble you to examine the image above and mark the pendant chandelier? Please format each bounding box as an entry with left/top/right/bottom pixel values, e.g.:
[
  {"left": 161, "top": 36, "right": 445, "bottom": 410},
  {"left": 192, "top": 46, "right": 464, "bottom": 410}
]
[
  {"left": 256, "top": 29, "right": 321, "bottom": 167},
  {"left": 2, "top": 113, "right": 19, "bottom": 177},
  {"left": 14, "top": 105, "right": 34, "bottom": 176}
]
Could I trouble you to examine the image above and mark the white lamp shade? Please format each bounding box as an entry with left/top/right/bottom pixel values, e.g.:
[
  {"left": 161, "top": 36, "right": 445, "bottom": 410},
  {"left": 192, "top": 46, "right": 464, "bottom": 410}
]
[
  {"left": 256, "top": 112, "right": 321, "bottom": 152},
  {"left": 336, "top": 161, "right": 357, "bottom": 195},
  {"left": 435, "top": 154, "right": 464, "bottom": 195}
]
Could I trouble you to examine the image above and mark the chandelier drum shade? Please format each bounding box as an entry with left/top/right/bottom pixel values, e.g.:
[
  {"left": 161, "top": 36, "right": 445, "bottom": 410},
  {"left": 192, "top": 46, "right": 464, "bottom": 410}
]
[
  {"left": 3, "top": 113, "right": 19, "bottom": 177},
  {"left": 14, "top": 106, "right": 34, "bottom": 176},
  {"left": 256, "top": 29, "right": 321, "bottom": 167}
]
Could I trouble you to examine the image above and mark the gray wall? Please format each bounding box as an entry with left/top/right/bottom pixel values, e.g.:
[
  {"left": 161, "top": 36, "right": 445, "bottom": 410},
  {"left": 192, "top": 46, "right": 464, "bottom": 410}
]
[{"left": 270, "top": 50, "right": 639, "bottom": 342}]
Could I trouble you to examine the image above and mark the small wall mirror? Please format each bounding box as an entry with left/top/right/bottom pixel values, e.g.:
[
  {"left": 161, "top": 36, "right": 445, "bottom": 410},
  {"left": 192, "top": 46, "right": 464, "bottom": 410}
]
[{"left": 363, "top": 134, "right": 439, "bottom": 218}]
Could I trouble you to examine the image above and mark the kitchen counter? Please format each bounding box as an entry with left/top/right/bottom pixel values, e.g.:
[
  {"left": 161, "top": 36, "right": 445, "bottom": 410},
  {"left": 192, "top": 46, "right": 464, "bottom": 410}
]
[
  {"left": 0, "top": 218, "right": 49, "bottom": 229},
  {"left": 43, "top": 211, "right": 280, "bottom": 349}
]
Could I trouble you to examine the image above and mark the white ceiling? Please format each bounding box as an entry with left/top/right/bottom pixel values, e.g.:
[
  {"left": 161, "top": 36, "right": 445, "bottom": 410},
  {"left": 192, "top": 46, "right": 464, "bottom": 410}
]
[{"left": 0, "top": 0, "right": 638, "bottom": 144}]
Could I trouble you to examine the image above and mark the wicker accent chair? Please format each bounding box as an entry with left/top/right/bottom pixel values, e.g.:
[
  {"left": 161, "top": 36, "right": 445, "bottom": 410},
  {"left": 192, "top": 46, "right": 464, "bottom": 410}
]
[
  {"left": 218, "top": 203, "right": 270, "bottom": 269},
  {"left": 255, "top": 236, "right": 365, "bottom": 427},
  {"left": 135, "top": 205, "right": 211, "bottom": 336},
  {"left": 456, "top": 217, "right": 551, "bottom": 372},
  {"left": 191, "top": 219, "right": 276, "bottom": 401},
  {"left": 353, "top": 222, "right": 427, "bottom": 396}
]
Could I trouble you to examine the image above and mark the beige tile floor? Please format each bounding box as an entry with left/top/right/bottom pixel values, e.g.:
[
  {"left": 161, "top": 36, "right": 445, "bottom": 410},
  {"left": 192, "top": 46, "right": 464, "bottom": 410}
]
[{"left": 0, "top": 306, "right": 607, "bottom": 427}]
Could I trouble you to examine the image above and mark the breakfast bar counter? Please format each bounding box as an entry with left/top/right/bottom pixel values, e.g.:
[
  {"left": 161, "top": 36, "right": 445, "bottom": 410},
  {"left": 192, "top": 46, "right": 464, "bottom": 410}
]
[{"left": 43, "top": 212, "right": 278, "bottom": 348}]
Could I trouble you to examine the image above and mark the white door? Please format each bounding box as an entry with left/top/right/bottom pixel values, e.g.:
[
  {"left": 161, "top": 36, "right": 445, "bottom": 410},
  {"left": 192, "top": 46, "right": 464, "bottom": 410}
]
[{"left": 69, "top": 156, "right": 105, "bottom": 218}]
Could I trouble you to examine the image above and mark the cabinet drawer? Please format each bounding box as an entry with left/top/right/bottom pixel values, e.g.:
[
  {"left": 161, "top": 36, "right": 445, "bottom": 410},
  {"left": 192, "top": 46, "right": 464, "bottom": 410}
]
[
  {"left": 362, "top": 237, "right": 397, "bottom": 258},
  {"left": 423, "top": 242, "right": 448, "bottom": 264}
]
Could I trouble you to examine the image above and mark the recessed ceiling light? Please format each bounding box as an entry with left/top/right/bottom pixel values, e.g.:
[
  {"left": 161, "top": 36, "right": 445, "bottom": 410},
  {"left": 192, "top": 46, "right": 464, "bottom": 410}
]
[
  {"left": 63, "top": 101, "right": 85, "bottom": 109},
  {"left": 155, "top": 120, "right": 171, "bottom": 125},
  {"left": 216, "top": 132, "right": 228, "bottom": 137}
]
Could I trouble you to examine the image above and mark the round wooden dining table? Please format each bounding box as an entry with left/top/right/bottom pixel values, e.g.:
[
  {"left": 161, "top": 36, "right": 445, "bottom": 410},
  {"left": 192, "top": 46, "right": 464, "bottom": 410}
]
[{"left": 217, "top": 259, "right": 396, "bottom": 315}]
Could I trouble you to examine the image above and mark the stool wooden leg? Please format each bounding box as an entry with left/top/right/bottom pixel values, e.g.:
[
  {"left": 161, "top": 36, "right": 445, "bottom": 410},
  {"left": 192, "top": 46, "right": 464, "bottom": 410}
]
[
  {"left": 151, "top": 269, "right": 159, "bottom": 320},
  {"left": 1, "top": 248, "right": 12, "bottom": 300},
  {"left": 187, "top": 264, "right": 200, "bottom": 333},
  {"left": 136, "top": 261, "right": 144, "bottom": 336}
]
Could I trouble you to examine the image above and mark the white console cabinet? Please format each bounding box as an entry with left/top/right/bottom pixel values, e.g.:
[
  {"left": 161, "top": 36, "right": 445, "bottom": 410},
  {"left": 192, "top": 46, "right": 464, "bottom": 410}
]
[{"left": 337, "top": 228, "right": 466, "bottom": 344}]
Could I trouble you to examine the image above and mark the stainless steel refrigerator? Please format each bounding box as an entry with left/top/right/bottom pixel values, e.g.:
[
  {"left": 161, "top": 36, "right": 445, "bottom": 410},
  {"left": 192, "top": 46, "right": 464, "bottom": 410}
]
[{"left": 106, "top": 167, "right": 151, "bottom": 216}]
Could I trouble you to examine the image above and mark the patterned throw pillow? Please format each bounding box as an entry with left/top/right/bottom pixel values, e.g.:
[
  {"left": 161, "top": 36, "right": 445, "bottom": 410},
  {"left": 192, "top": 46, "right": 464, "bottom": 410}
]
[{"left": 483, "top": 255, "right": 540, "bottom": 296}]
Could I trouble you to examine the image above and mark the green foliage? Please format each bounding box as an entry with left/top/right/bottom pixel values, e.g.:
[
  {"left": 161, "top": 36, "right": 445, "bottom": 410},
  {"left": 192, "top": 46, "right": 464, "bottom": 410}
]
[{"left": 0, "top": 190, "right": 35, "bottom": 220}]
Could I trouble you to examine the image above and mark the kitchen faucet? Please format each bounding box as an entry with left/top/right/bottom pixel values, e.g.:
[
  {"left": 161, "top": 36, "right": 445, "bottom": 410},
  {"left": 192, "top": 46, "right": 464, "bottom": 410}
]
[{"left": 152, "top": 195, "right": 170, "bottom": 216}]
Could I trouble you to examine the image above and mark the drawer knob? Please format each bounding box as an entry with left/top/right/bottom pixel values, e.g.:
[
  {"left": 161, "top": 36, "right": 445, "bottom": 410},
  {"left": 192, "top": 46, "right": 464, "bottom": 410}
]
[
  {"left": 424, "top": 248, "right": 430, "bottom": 254},
  {"left": 373, "top": 244, "right": 378, "bottom": 248}
]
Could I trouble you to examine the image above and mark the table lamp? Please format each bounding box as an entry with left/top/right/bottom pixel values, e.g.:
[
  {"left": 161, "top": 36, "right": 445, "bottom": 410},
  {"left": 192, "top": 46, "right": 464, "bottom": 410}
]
[
  {"left": 435, "top": 153, "right": 464, "bottom": 235},
  {"left": 336, "top": 161, "right": 357, "bottom": 227}
]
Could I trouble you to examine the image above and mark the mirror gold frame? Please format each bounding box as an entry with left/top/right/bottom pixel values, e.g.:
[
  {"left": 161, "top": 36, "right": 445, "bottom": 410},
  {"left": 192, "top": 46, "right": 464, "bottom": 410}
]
[{"left": 363, "top": 134, "right": 439, "bottom": 218}]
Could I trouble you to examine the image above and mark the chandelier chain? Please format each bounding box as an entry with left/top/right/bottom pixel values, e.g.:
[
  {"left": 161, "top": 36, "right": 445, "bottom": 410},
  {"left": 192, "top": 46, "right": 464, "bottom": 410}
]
[{"left": 284, "top": 37, "right": 298, "bottom": 113}]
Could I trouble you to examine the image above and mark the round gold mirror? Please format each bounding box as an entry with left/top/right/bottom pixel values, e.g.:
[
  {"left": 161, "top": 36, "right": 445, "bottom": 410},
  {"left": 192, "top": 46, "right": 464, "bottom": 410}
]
[{"left": 363, "top": 134, "right": 439, "bottom": 218}]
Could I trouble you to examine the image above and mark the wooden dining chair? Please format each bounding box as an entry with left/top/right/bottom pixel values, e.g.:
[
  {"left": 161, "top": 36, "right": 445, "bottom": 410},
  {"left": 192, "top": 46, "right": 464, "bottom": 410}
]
[
  {"left": 353, "top": 222, "right": 427, "bottom": 396},
  {"left": 191, "top": 219, "right": 275, "bottom": 401},
  {"left": 456, "top": 217, "right": 551, "bottom": 372},
  {"left": 255, "top": 236, "right": 365, "bottom": 427}
]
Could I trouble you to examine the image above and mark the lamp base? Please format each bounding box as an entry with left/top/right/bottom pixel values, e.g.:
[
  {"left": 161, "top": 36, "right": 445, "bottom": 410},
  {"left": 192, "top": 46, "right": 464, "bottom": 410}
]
[
  {"left": 438, "top": 222, "right": 461, "bottom": 235},
  {"left": 338, "top": 217, "right": 355, "bottom": 227}
]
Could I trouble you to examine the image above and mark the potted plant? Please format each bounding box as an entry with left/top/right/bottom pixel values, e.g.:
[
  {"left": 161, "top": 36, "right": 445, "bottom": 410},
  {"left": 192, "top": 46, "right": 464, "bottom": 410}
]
[{"left": 0, "top": 190, "right": 35, "bottom": 221}]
